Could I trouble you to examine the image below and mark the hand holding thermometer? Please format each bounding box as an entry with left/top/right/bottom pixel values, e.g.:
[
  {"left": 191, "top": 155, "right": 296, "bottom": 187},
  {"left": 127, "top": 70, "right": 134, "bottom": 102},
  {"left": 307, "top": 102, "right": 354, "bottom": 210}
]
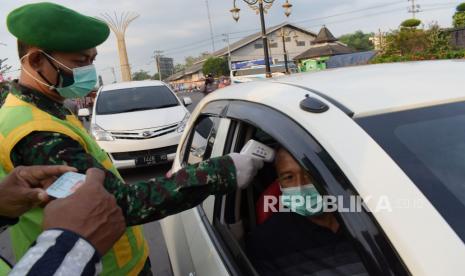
[{"left": 240, "top": 139, "right": 275, "bottom": 163}]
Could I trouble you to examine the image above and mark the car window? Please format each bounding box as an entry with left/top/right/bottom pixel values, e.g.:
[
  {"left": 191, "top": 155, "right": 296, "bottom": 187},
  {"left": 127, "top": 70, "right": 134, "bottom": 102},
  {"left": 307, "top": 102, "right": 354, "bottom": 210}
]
[
  {"left": 357, "top": 100, "right": 465, "bottom": 243},
  {"left": 96, "top": 85, "right": 179, "bottom": 115},
  {"left": 181, "top": 116, "right": 233, "bottom": 224},
  {"left": 185, "top": 116, "right": 220, "bottom": 165},
  {"left": 197, "top": 100, "right": 407, "bottom": 276}
]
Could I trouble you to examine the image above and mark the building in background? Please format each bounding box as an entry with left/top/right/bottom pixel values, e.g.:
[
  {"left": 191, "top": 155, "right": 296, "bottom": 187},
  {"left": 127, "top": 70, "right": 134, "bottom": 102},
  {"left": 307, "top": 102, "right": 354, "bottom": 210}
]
[
  {"left": 166, "top": 23, "right": 317, "bottom": 88},
  {"left": 294, "top": 26, "right": 352, "bottom": 72},
  {"left": 450, "top": 27, "right": 465, "bottom": 48},
  {"left": 158, "top": 56, "right": 174, "bottom": 80}
]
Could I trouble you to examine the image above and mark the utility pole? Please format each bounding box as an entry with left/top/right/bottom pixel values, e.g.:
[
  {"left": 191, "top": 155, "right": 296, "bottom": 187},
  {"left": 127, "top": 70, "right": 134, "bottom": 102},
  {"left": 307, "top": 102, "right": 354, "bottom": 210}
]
[
  {"left": 222, "top": 34, "right": 232, "bottom": 71},
  {"left": 110, "top": 67, "right": 117, "bottom": 83},
  {"left": 408, "top": 0, "right": 421, "bottom": 18},
  {"left": 280, "top": 28, "right": 289, "bottom": 74},
  {"left": 205, "top": 0, "right": 216, "bottom": 52},
  {"left": 154, "top": 50, "right": 163, "bottom": 81}
]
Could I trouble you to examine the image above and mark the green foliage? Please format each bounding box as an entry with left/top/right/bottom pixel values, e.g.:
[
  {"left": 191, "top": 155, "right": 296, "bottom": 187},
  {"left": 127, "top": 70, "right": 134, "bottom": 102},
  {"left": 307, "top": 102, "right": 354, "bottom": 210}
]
[
  {"left": 372, "top": 23, "right": 465, "bottom": 63},
  {"left": 131, "top": 70, "right": 152, "bottom": 81},
  {"left": 202, "top": 57, "right": 229, "bottom": 77},
  {"left": 457, "top": 3, "right": 465, "bottom": 12},
  {"left": 338, "top": 31, "right": 375, "bottom": 51},
  {"left": 185, "top": 52, "right": 211, "bottom": 68},
  {"left": 453, "top": 11, "right": 465, "bottom": 28},
  {"left": 401, "top": 18, "right": 422, "bottom": 28},
  {"left": 173, "top": 64, "right": 185, "bottom": 73}
]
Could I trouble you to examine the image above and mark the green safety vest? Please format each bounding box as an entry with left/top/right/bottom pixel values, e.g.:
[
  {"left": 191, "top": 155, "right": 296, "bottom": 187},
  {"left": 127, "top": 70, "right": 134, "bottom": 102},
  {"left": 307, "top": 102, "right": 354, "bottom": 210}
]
[
  {"left": 0, "top": 259, "right": 11, "bottom": 275},
  {"left": 0, "top": 166, "right": 11, "bottom": 276},
  {"left": 0, "top": 93, "right": 149, "bottom": 275}
]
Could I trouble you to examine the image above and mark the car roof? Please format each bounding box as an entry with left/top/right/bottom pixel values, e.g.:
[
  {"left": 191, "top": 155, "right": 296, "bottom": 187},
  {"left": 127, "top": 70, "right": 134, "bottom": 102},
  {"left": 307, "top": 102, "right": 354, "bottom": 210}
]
[
  {"left": 101, "top": 80, "right": 166, "bottom": 91},
  {"left": 220, "top": 60, "right": 465, "bottom": 118}
]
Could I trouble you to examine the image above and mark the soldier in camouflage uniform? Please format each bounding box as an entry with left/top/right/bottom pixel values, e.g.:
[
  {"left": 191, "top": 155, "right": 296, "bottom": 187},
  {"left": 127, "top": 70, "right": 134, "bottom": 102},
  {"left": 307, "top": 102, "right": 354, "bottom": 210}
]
[{"left": 2, "top": 2, "right": 263, "bottom": 275}]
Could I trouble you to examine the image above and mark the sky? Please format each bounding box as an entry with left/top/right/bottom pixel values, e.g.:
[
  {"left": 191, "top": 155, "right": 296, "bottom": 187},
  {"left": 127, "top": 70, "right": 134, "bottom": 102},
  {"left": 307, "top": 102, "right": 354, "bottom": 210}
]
[{"left": 0, "top": 0, "right": 460, "bottom": 83}]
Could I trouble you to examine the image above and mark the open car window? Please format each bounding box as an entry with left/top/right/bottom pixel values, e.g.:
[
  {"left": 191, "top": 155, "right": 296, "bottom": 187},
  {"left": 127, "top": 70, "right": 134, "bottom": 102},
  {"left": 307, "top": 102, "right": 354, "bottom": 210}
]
[{"left": 185, "top": 100, "right": 408, "bottom": 276}]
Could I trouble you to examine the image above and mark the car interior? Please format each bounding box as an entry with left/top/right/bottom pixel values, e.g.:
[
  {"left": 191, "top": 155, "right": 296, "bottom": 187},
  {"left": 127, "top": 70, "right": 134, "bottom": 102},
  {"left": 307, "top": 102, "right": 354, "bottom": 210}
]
[{"left": 184, "top": 116, "right": 368, "bottom": 275}]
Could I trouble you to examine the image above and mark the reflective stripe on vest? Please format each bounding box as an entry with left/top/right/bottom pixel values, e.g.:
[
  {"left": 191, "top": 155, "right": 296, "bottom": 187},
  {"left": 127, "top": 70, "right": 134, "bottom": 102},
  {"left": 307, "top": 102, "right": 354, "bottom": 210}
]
[{"left": 0, "top": 94, "right": 149, "bottom": 275}]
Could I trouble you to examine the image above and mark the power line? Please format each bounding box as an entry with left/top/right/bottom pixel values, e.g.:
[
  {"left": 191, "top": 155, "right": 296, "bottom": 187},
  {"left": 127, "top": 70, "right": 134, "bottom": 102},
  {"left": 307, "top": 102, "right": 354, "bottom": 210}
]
[
  {"left": 293, "top": 0, "right": 405, "bottom": 24},
  {"left": 160, "top": 1, "right": 412, "bottom": 54},
  {"left": 408, "top": 0, "right": 422, "bottom": 18},
  {"left": 161, "top": 1, "right": 455, "bottom": 58}
]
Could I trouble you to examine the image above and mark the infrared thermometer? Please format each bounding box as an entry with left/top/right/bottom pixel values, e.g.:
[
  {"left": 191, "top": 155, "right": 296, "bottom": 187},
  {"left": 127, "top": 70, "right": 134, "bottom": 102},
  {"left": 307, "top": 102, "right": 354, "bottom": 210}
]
[{"left": 240, "top": 139, "right": 275, "bottom": 163}]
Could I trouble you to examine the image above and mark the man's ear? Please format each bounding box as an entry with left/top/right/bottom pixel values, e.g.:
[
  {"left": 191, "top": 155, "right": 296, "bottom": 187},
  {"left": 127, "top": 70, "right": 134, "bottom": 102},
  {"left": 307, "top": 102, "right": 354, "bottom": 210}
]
[{"left": 26, "top": 51, "right": 45, "bottom": 71}]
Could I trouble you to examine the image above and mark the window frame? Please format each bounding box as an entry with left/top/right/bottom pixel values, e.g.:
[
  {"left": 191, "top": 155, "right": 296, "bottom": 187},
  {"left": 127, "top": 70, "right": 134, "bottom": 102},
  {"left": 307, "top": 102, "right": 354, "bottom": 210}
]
[{"left": 182, "top": 99, "right": 409, "bottom": 276}]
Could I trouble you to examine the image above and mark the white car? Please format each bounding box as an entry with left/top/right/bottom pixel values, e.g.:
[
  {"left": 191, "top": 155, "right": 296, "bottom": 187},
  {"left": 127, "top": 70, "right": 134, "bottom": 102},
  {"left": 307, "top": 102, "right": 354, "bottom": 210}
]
[
  {"left": 161, "top": 60, "right": 465, "bottom": 276},
  {"left": 88, "top": 80, "right": 191, "bottom": 169}
]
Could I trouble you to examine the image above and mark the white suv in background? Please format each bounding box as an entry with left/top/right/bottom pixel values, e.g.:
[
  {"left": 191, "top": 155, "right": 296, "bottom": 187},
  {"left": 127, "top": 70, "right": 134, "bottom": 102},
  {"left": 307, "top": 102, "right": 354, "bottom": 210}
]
[{"left": 89, "top": 80, "right": 191, "bottom": 169}]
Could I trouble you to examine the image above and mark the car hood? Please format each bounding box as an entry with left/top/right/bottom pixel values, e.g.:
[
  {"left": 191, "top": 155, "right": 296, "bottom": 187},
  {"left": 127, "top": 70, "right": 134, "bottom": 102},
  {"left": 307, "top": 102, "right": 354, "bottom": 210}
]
[{"left": 95, "top": 106, "right": 186, "bottom": 131}]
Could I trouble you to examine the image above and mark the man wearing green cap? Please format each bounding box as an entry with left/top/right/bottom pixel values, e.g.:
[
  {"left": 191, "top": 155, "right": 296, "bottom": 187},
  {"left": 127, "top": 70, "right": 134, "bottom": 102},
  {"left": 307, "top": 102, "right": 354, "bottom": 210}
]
[{"left": 1, "top": 2, "right": 263, "bottom": 275}]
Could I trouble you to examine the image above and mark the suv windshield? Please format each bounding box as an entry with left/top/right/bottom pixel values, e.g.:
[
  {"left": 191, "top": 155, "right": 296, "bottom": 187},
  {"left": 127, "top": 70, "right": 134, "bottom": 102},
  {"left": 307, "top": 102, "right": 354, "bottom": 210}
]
[
  {"left": 96, "top": 85, "right": 179, "bottom": 115},
  {"left": 357, "top": 100, "right": 465, "bottom": 243}
]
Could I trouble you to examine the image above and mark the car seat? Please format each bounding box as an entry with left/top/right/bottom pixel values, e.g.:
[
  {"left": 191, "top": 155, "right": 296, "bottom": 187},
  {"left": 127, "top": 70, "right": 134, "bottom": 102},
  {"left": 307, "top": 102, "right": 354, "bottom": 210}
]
[{"left": 255, "top": 180, "right": 281, "bottom": 225}]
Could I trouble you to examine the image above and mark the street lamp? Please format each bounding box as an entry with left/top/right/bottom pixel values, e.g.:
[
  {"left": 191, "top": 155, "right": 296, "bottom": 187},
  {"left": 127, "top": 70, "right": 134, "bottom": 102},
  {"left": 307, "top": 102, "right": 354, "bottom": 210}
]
[
  {"left": 282, "top": 0, "right": 293, "bottom": 17},
  {"left": 231, "top": 0, "right": 292, "bottom": 78},
  {"left": 274, "top": 28, "right": 298, "bottom": 74}
]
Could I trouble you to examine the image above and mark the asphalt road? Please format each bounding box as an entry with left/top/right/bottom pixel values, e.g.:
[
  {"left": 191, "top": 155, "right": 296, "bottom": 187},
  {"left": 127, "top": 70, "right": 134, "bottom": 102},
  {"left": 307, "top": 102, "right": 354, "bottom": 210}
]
[{"left": 0, "top": 90, "right": 205, "bottom": 275}]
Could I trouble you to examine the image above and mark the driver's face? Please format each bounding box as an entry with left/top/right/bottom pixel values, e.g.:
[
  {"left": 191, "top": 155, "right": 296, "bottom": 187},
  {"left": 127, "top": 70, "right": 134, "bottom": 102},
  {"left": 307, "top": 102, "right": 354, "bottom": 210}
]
[{"left": 275, "top": 149, "right": 313, "bottom": 189}]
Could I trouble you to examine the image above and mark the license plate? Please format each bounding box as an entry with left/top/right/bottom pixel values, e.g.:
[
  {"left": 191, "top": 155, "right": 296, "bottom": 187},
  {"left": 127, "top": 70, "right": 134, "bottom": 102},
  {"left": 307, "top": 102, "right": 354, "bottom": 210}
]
[{"left": 136, "top": 154, "right": 167, "bottom": 166}]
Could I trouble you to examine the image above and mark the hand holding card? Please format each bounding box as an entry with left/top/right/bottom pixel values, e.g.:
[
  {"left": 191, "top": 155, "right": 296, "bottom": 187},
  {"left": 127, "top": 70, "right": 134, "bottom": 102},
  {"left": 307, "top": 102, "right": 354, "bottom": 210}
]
[{"left": 46, "top": 172, "right": 86, "bottom": 198}]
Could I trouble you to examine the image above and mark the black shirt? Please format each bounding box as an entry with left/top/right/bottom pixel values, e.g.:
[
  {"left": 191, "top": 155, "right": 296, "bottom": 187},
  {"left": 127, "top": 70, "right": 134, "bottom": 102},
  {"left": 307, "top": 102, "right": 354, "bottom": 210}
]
[{"left": 246, "top": 212, "right": 368, "bottom": 276}]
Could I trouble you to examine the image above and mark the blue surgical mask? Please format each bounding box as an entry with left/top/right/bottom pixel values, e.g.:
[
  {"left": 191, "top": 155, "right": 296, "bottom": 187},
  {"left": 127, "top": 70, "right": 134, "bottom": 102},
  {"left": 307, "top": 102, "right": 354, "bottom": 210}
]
[
  {"left": 280, "top": 184, "right": 324, "bottom": 217},
  {"left": 54, "top": 64, "right": 97, "bottom": 99},
  {"left": 21, "top": 51, "right": 97, "bottom": 99},
  {"left": 40, "top": 52, "right": 97, "bottom": 99}
]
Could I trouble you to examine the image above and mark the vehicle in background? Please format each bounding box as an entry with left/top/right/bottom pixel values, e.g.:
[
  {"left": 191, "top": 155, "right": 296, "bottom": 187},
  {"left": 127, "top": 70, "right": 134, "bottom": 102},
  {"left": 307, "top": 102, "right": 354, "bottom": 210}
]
[
  {"left": 230, "top": 63, "right": 297, "bottom": 84},
  {"left": 81, "top": 80, "right": 192, "bottom": 169}
]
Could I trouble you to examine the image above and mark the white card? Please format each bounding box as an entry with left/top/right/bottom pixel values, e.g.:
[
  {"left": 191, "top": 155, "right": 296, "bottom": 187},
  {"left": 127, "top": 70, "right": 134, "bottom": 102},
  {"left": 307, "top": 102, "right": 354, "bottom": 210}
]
[{"left": 46, "top": 172, "right": 86, "bottom": 198}]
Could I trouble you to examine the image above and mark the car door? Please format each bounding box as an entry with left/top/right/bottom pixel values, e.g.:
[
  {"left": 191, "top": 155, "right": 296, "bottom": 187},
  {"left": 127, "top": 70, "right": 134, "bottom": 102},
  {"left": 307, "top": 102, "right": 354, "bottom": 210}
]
[
  {"left": 162, "top": 114, "right": 237, "bottom": 276},
  {"left": 177, "top": 100, "right": 410, "bottom": 276}
]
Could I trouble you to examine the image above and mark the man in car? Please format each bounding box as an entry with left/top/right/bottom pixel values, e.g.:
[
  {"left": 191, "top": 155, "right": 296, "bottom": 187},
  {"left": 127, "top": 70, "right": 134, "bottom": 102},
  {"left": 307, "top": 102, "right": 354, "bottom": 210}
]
[
  {"left": 246, "top": 148, "right": 367, "bottom": 275},
  {"left": 2, "top": 3, "right": 263, "bottom": 275}
]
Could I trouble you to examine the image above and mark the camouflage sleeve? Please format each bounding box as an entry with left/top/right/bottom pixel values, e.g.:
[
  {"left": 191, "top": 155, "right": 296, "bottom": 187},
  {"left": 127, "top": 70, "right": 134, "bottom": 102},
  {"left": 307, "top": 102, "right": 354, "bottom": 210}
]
[
  {"left": 113, "top": 156, "right": 237, "bottom": 225},
  {"left": 11, "top": 132, "right": 237, "bottom": 225}
]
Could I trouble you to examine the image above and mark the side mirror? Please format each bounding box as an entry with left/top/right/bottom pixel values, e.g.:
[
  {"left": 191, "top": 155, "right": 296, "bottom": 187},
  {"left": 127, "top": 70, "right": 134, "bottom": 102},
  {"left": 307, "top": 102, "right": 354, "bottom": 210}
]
[
  {"left": 183, "top": 97, "right": 193, "bottom": 106},
  {"left": 78, "top": 108, "right": 90, "bottom": 117}
]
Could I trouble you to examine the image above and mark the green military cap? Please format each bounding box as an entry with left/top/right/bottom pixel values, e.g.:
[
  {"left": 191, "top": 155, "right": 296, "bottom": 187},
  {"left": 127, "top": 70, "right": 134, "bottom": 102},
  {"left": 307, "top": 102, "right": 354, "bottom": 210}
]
[{"left": 7, "top": 2, "right": 110, "bottom": 52}]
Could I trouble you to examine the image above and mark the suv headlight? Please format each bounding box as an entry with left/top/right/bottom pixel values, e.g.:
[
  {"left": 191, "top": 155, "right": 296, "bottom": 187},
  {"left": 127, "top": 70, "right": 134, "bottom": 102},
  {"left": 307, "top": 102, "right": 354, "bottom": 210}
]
[
  {"left": 177, "top": 112, "right": 190, "bottom": 133},
  {"left": 91, "top": 124, "right": 114, "bottom": 141}
]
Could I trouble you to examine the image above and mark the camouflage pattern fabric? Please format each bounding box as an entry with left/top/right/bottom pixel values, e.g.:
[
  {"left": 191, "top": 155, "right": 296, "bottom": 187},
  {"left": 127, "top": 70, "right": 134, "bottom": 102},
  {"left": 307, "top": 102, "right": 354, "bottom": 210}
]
[{"left": 8, "top": 85, "right": 238, "bottom": 226}]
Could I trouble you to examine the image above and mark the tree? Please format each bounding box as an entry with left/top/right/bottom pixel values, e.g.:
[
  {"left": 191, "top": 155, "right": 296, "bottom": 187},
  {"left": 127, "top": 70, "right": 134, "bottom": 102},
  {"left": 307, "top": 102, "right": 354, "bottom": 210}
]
[
  {"left": 131, "top": 70, "right": 152, "bottom": 81},
  {"left": 202, "top": 57, "right": 229, "bottom": 77},
  {"left": 372, "top": 23, "right": 465, "bottom": 63},
  {"left": 184, "top": 52, "right": 210, "bottom": 68},
  {"left": 0, "top": 58, "right": 12, "bottom": 77},
  {"left": 453, "top": 3, "right": 465, "bottom": 28},
  {"left": 338, "top": 31, "right": 374, "bottom": 51},
  {"left": 173, "top": 64, "right": 185, "bottom": 73},
  {"left": 401, "top": 18, "right": 422, "bottom": 28}
]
